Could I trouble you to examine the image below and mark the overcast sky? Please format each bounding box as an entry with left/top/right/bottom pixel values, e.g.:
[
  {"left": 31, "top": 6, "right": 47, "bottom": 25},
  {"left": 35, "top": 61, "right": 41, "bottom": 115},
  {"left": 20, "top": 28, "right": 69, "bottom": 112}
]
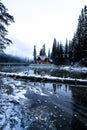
[{"left": 2, "top": 0, "right": 86, "bottom": 59}]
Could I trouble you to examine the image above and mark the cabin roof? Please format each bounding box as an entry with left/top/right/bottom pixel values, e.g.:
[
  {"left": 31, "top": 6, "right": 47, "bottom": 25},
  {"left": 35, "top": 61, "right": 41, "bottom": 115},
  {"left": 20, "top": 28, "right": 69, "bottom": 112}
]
[{"left": 37, "top": 56, "right": 48, "bottom": 60}]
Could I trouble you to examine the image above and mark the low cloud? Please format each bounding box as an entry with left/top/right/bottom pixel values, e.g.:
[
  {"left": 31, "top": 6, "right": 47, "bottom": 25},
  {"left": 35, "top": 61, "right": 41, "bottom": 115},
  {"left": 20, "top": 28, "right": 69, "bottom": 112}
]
[{"left": 5, "top": 36, "right": 33, "bottom": 59}]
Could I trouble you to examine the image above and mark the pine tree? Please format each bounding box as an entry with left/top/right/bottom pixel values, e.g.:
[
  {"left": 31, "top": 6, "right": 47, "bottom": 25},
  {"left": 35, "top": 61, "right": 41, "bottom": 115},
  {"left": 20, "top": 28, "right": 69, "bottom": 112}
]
[
  {"left": 64, "top": 39, "right": 69, "bottom": 59},
  {"left": 51, "top": 38, "right": 57, "bottom": 63},
  {"left": 70, "top": 33, "right": 78, "bottom": 62},
  {"left": 71, "top": 5, "right": 87, "bottom": 62},
  {"left": 33, "top": 45, "right": 37, "bottom": 63},
  {"left": 68, "top": 40, "right": 73, "bottom": 61},
  {"left": 48, "top": 48, "right": 51, "bottom": 59},
  {"left": 55, "top": 41, "right": 60, "bottom": 64},
  {"left": 0, "top": 1, "right": 14, "bottom": 52},
  {"left": 43, "top": 44, "right": 46, "bottom": 56},
  {"left": 51, "top": 39, "right": 64, "bottom": 64},
  {"left": 39, "top": 44, "right": 46, "bottom": 56},
  {"left": 82, "top": 5, "right": 87, "bottom": 58},
  {"left": 59, "top": 42, "right": 64, "bottom": 64}
]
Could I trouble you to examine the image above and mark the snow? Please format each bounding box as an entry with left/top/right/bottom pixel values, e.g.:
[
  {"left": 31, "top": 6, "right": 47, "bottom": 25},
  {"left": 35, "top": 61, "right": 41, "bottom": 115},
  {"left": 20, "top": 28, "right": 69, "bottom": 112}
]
[
  {"left": 0, "top": 71, "right": 87, "bottom": 85},
  {"left": 28, "top": 64, "right": 87, "bottom": 73},
  {"left": 28, "top": 86, "right": 48, "bottom": 96},
  {"left": 14, "top": 89, "right": 26, "bottom": 99},
  {"left": 0, "top": 112, "right": 6, "bottom": 126},
  {"left": 29, "top": 64, "right": 55, "bottom": 69},
  {"left": 58, "top": 66, "right": 87, "bottom": 73}
]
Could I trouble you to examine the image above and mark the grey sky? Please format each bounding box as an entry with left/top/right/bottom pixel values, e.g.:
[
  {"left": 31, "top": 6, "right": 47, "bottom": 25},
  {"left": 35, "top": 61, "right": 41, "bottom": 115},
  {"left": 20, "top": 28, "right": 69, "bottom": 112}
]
[{"left": 2, "top": 0, "right": 87, "bottom": 58}]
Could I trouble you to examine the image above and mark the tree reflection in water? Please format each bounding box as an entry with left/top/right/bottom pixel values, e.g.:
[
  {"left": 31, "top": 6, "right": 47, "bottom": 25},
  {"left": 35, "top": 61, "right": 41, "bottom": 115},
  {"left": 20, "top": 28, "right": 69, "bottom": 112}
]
[{"left": 70, "top": 85, "right": 87, "bottom": 130}]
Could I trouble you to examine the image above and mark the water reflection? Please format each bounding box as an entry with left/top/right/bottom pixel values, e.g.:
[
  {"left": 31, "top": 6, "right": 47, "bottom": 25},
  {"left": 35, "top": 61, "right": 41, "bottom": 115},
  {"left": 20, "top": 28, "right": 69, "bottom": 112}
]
[
  {"left": 53, "top": 83, "right": 56, "bottom": 94},
  {"left": 70, "top": 85, "right": 87, "bottom": 107},
  {"left": 26, "top": 82, "right": 87, "bottom": 130},
  {"left": 71, "top": 115, "right": 87, "bottom": 130},
  {"left": 69, "top": 85, "right": 87, "bottom": 130},
  {"left": 52, "top": 83, "right": 68, "bottom": 94}
]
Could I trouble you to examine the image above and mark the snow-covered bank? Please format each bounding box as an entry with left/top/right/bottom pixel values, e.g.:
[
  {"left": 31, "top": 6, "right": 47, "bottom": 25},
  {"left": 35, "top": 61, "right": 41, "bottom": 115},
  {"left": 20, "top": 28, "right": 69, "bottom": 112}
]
[
  {"left": 59, "top": 65, "right": 87, "bottom": 73},
  {"left": 0, "top": 72, "right": 87, "bottom": 85}
]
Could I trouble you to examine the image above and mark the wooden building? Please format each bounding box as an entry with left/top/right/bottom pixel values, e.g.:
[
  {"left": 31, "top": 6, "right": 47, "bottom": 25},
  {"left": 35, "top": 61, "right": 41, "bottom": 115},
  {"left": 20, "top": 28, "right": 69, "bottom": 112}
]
[{"left": 37, "top": 56, "right": 50, "bottom": 64}]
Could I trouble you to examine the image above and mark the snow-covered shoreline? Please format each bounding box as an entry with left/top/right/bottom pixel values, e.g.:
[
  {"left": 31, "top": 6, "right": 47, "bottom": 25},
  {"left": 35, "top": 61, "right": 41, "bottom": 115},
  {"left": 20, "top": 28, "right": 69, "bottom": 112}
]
[
  {"left": 0, "top": 71, "right": 87, "bottom": 85},
  {"left": 29, "top": 64, "right": 87, "bottom": 73}
]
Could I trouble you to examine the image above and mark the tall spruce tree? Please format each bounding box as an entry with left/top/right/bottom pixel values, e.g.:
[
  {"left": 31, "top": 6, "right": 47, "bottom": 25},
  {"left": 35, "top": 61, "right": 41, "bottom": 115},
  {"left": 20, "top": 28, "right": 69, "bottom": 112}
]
[
  {"left": 59, "top": 42, "right": 64, "bottom": 64},
  {"left": 82, "top": 5, "right": 87, "bottom": 58},
  {"left": 51, "top": 38, "right": 57, "bottom": 63},
  {"left": 68, "top": 40, "right": 73, "bottom": 61},
  {"left": 51, "top": 39, "right": 65, "bottom": 64},
  {"left": 39, "top": 44, "right": 46, "bottom": 56},
  {"left": 0, "top": 0, "right": 14, "bottom": 52},
  {"left": 64, "top": 39, "right": 69, "bottom": 59},
  {"left": 55, "top": 41, "right": 60, "bottom": 63},
  {"left": 48, "top": 48, "right": 51, "bottom": 59},
  {"left": 33, "top": 45, "right": 37, "bottom": 62},
  {"left": 70, "top": 33, "right": 77, "bottom": 61}
]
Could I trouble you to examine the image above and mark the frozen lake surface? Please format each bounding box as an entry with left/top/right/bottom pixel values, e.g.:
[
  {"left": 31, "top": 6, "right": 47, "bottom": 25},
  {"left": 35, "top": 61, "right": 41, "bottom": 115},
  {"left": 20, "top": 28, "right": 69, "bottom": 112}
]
[{"left": 0, "top": 64, "right": 87, "bottom": 130}]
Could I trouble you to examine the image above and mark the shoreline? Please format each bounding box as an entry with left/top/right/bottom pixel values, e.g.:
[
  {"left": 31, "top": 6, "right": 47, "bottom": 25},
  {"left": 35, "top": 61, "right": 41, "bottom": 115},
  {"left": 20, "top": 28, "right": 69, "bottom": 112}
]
[{"left": 0, "top": 72, "right": 87, "bottom": 85}]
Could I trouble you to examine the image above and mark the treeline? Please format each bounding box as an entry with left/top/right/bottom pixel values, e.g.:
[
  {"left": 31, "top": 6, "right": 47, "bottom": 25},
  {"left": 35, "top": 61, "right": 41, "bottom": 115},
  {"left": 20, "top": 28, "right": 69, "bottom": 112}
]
[
  {"left": 0, "top": 53, "right": 26, "bottom": 63},
  {"left": 33, "top": 5, "right": 87, "bottom": 66},
  {"left": 51, "top": 39, "right": 69, "bottom": 64},
  {"left": 51, "top": 5, "right": 87, "bottom": 65}
]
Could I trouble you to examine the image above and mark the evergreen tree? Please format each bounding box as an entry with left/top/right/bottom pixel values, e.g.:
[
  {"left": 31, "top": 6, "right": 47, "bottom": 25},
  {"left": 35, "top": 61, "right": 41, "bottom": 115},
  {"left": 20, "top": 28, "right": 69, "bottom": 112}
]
[
  {"left": 0, "top": 1, "right": 14, "bottom": 52},
  {"left": 51, "top": 39, "right": 64, "bottom": 64},
  {"left": 48, "top": 48, "right": 51, "bottom": 59},
  {"left": 68, "top": 40, "right": 73, "bottom": 61},
  {"left": 59, "top": 42, "right": 64, "bottom": 64},
  {"left": 33, "top": 45, "right": 37, "bottom": 62},
  {"left": 71, "top": 5, "right": 87, "bottom": 62},
  {"left": 51, "top": 38, "right": 57, "bottom": 63},
  {"left": 43, "top": 44, "right": 46, "bottom": 56},
  {"left": 70, "top": 33, "right": 78, "bottom": 61},
  {"left": 55, "top": 41, "right": 60, "bottom": 64},
  {"left": 39, "top": 44, "right": 46, "bottom": 56},
  {"left": 82, "top": 5, "right": 87, "bottom": 58},
  {"left": 64, "top": 39, "right": 68, "bottom": 59}
]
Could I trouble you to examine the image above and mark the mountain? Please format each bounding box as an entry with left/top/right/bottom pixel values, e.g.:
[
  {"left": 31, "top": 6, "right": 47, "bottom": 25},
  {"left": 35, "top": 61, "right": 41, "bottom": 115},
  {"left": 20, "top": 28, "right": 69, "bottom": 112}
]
[{"left": 0, "top": 53, "right": 26, "bottom": 63}]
